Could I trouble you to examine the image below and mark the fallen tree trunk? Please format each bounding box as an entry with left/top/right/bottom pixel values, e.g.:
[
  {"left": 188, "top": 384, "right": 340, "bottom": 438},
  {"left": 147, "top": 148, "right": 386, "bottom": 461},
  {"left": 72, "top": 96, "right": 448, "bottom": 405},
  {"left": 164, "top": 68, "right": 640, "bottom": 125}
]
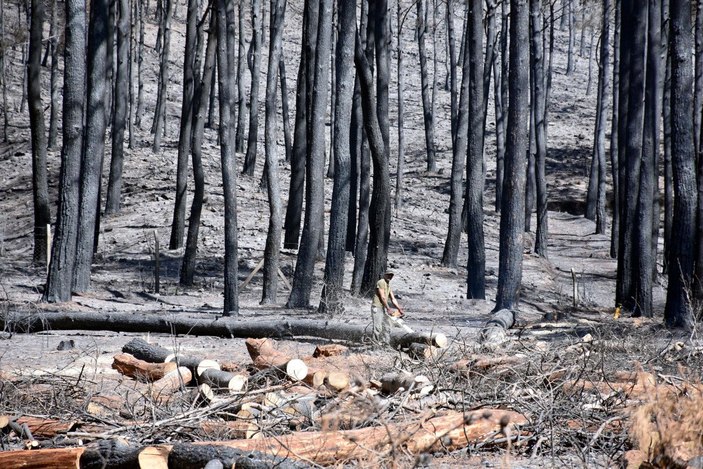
[
  {"left": 245, "top": 338, "right": 308, "bottom": 381},
  {"left": 112, "top": 353, "right": 177, "bottom": 382},
  {"left": 2, "top": 312, "right": 446, "bottom": 348},
  {"left": 0, "top": 409, "right": 526, "bottom": 467},
  {"left": 479, "top": 309, "right": 516, "bottom": 346}
]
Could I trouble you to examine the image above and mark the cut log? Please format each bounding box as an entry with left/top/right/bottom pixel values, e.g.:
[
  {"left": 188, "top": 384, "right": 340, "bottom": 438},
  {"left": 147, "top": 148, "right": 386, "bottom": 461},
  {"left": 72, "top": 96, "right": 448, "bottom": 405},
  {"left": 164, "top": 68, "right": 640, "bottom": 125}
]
[
  {"left": 122, "top": 338, "right": 172, "bottom": 363},
  {"left": 200, "top": 410, "right": 261, "bottom": 440},
  {"left": 479, "top": 309, "right": 516, "bottom": 346},
  {"left": 325, "top": 371, "right": 350, "bottom": 392},
  {"left": 150, "top": 366, "right": 192, "bottom": 397},
  {"left": 404, "top": 343, "right": 439, "bottom": 360},
  {"left": 3, "top": 312, "right": 447, "bottom": 348},
  {"left": 14, "top": 416, "right": 76, "bottom": 437},
  {"left": 168, "top": 443, "right": 304, "bottom": 469},
  {"left": 0, "top": 447, "right": 84, "bottom": 469},
  {"left": 245, "top": 338, "right": 308, "bottom": 381},
  {"left": 380, "top": 371, "right": 431, "bottom": 395},
  {"left": 199, "top": 369, "right": 248, "bottom": 393},
  {"left": 112, "top": 353, "right": 177, "bottom": 382},
  {"left": 80, "top": 439, "right": 157, "bottom": 469},
  {"left": 312, "top": 344, "right": 348, "bottom": 357},
  {"left": 203, "top": 409, "right": 527, "bottom": 464}
]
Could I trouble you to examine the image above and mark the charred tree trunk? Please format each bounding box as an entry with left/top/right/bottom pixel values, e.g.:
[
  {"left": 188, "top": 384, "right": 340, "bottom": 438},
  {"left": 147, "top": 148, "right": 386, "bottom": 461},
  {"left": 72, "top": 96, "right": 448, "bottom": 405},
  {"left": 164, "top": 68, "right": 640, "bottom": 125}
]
[
  {"left": 465, "top": 0, "right": 486, "bottom": 297},
  {"left": 566, "top": 0, "right": 574, "bottom": 74},
  {"left": 135, "top": 0, "right": 145, "bottom": 128},
  {"left": 395, "top": 0, "right": 405, "bottom": 211},
  {"left": 151, "top": 0, "right": 173, "bottom": 153},
  {"left": 47, "top": 0, "right": 59, "bottom": 150},
  {"left": 169, "top": 0, "right": 199, "bottom": 251},
  {"left": 73, "top": 0, "right": 110, "bottom": 293},
  {"left": 216, "top": 0, "right": 239, "bottom": 316},
  {"left": 495, "top": 0, "right": 509, "bottom": 212},
  {"left": 531, "top": 0, "right": 548, "bottom": 258},
  {"left": 609, "top": 0, "right": 621, "bottom": 258},
  {"left": 442, "top": 14, "right": 470, "bottom": 268},
  {"left": 694, "top": 0, "right": 703, "bottom": 155},
  {"left": 235, "top": 0, "right": 247, "bottom": 152},
  {"left": 27, "top": 0, "right": 51, "bottom": 266},
  {"left": 261, "top": 0, "right": 286, "bottom": 304},
  {"left": 416, "top": 0, "right": 436, "bottom": 172},
  {"left": 243, "top": 0, "right": 262, "bottom": 176},
  {"left": 104, "top": 0, "right": 131, "bottom": 215},
  {"left": 666, "top": 0, "right": 696, "bottom": 327},
  {"left": 180, "top": 10, "right": 217, "bottom": 287},
  {"left": 279, "top": 58, "right": 292, "bottom": 162},
  {"left": 446, "top": 0, "right": 458, "bottom": 143},
  {"left": 495, "top": 0, "right": 529, "bottom": 311},
  {"left": 594, "top": 0, "right": 611, "bottom": 236},
  {"left": 287, "top": 0, "right": 331, "bottom": 308},
  {"left": 44, "top": 0, "right": 85, "bottom": 302}
]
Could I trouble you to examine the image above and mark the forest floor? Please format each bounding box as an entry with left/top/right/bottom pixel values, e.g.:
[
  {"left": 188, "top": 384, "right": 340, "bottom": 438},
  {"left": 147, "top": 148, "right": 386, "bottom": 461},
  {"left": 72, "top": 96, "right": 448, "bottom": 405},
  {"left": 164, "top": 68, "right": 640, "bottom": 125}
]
[{"left": 0, "top": 2, "right": 701, "bottom": 468}]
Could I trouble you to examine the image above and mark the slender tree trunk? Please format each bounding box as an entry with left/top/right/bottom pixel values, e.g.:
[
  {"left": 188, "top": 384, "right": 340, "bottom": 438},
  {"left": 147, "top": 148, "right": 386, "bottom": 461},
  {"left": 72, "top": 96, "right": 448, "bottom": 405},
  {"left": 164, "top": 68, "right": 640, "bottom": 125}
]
[
  {"left": 180, "top": 10, "right": 217, "bottom": 287},
  {"left": 484, "top": 0, "right": 498, "bottom": 124},
  {"left": 28, "top": 0, "right": 51, "bottom": 266},
  {"left": 694, "top": 0, "right": 703, "bottom": 155},
  {"left": 73, "top": 0, "right": 109, "bottom": 293},
  {"left": 152, "top": 0, "right": 173, "bottom": 153},
  {"left": 495, "top": 0, "right": 529, "bottom": 311},
  {"left": 279, "top": 58, "right": 292, "bottom": 162},
  {"left": 169, "top": 0, "right": 199, "bottom": 250},
  {"left": 106, "top": 0, "right": 114, "bottom": 124},
  {"left": 0, "top": 0, "right": 7, "bottom": 141},
  {"left": 287, "top": 0, "right": 331, "bottom": 308},
  {"left": 320, "top": 0, "right": 354, "bottom": 315},
  {"left": 243, "top": 0, "right": 262, "bottom": 176},
  {"left": 594, "top": 0, "right": 611, "bottom": 236},
  {"left": 104, "top": 0, "right": 131, "bottom": 215},
  {"left": 531, "top": 0, "right": 548, "bottom": 258},
  {"left": 666, "top": 0, "right": 696, "bottom": 327},
  {"left": 216, "top": 0, "right": 239, "bottom": 316},
  {"left": 47, "top": 0, "right": 59, "bottom": 150},
  {"left": 566, "top": 0, "right": 574, "bottom": 74},
  {"left": 416, "top": 0, "right": 436, "bottom": 172},
  {"left": 395, "top": 0, "right": 405, "bottom": 212},
  {"left": 261, "top": 0, "right": 286, "bottom": 304},
  {"left": 446, "top": 0, "right": 457, "bottom": 144},
  {"left": 135, "top": 0, "right": 145, "bottom": 128},
  {"left": 609, "top": 0, "right": 621, "bottom": 258},
  {"left": 44, "top": 0, "right": 85, "bottom": 303},
  {"left": 495, "top": 0, "right": 509, "bottom": 212},
  {"left": 662, "top": 0, "right": 672, "bottom": 273},
  {"left": 695, "top": 0, "right": 703, "bottom": 298},
  {"left": 442, "top": 13, "right": 470, "bottom": 268},
  {"left": 235, "top": 0, "right": 247, "bottom": 152},
  {"left": 465, "top": 0, "right": 486, "bottom": 297}
]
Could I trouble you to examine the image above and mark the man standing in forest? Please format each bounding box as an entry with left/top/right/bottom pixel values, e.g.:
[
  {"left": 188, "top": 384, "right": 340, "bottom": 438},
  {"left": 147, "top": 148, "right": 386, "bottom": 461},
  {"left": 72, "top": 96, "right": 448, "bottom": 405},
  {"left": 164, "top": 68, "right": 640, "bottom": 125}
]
[{"left": 371, "top": 271, "right": 406, "bottom": 344}]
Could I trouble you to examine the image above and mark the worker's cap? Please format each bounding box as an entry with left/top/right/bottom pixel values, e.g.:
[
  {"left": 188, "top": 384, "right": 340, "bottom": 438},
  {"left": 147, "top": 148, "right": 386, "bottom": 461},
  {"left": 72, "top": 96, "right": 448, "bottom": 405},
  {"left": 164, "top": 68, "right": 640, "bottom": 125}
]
[{"left": 384, "top": 271, "right": 395, "bottom": 278}]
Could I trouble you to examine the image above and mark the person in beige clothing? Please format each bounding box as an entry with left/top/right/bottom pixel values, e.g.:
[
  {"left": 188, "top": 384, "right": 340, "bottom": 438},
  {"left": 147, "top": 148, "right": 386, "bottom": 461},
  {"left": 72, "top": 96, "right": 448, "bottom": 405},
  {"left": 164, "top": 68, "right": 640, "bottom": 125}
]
[{"left": 371, "top": 271, "right": 405, "bottom": 344}]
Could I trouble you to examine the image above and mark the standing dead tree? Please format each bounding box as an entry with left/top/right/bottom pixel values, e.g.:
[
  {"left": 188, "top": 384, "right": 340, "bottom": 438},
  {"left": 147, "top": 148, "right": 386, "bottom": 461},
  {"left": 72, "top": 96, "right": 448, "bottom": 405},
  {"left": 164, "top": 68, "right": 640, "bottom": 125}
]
[
  {"left": 152, "top": 0, "right": 173, "bottom": 153},
  {"left": 243, "top": 0, "right": 262, "bottom": 176},
  {"left": 416, "top": 0, "right": 436, "bottom": 172}
]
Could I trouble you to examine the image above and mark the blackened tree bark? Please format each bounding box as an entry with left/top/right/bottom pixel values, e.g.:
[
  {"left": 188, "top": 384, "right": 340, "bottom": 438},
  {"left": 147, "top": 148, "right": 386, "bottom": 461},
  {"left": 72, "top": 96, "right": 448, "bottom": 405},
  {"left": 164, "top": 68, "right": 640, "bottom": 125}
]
[
  {"left": 104, "top": 0, "right": 131, "bottom": 215},
  {"left": 287, "top": 0, "right": 331, "bottom": 308},
  {"left": 44, "top": 0, "right": 85, "bottom": 302},
  {"left": 616, "top": 0, "right": 647, "bottom": 314},
  {"left": 152, "top": 0, "right": 173, "bottom": 153},
  {"left": 495, "top": 0, "right": 509, "bottom": 212},
  {"left": 530, "top": 0, "right": 548, "bottom": 258},
  {"left": 279, "top": 58, "right": 292, "bottom": 162},
  {"left": 593, "top": 0, "right": 611, "bottom": 235},
  {"left": 465, "top": 0, "right": 486, "bottom": 297},
  {"left": 566, "top": 0, "right": 574, "bottom": 74},
  {"left": 446, "top": 0, "right": 457, "bottom": 143},
  {"left": 169, "top": 0, "right": 199, "bottom": 250},
  {"left": 395, "top": 0, "right": 405, "bottom": 211},
  {"left": 47, "top": 0, "right": 59, "bottom": 150},
  {"left": 320, "top": 0, "right": 355, "bottom": 315},
  {"left": 374, "top": 0, "right": 390, "bottom": 157},
  {"left": 180, "top": 10, "right": 217, "bottom": 287},
  {"left": 441, "top": 15, "right": 470, "bottom": 268},
  {"left": 609, "top": 0, "right": 621, "bottom": 258},
  {"left": 216, "top": 0, "right": 239, "bottom": 316},
  {"left": 135, "top": 0, "right": 145, "bottom": 128},
  {"left": 0, "top": 0, "right": 7, "bottom": 141},
  {"left": 73, "top": 0, "right": 109, "bottom": 293},
  {"left": 694, "top": 0, "right": 702, "bottom": 155},
  {"left": 662, "top": 0, "right": 672, "bottom": 274},
  {"left": 666, "top": 0, "right": 696, "bottom": 327},
  {"left": 416, "top": 0, "right": 436, "bottom": 172},
  {"left": 495, "top": 0, "right": 529, "bottom": 311},
  {"left": 283, "top": 0, "right": 317, "bottom": 249},
  {"left": 261, "top": 0, "right": 286, "bottom": 304},
  {"left": 235, "top": 0, "right": 247, "bottom": 152},
  {"left": 484, "top": 0, "right": 498, "bottom": 122},
  {"left": 27, "top": 0, "right": 51, "bottom": 266},
  {"left": 356, "top": 33, "right": 392, "bottom": 296},
  {"left": 242, "top": 0, "right": 262, "bottom": 176}
]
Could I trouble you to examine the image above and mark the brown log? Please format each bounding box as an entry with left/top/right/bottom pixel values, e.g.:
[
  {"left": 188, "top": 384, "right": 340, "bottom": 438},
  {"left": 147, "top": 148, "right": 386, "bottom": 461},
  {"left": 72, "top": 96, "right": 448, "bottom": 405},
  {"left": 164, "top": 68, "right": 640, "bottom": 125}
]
[
  {"left": 112, "top": 353, "right": 177, "bottom": 382},
  {"left": 312, "top": 344, "right": 348, "bottom": 357},
  {"left": 325, "top": 371, "right": 350, "bottom": 392},
  {"left": 204, "top": 409, "right": 527, "bottom": 464},
  {"left": 150, "top": 366, "right": 192, "bottom": 397},
  {"left": 245, "top": 338, "right": 308, "bottom": 381},
  {"left": 14, "top": 416, "right": 76, "bottom": 437},
  {"left": 0, "top": 447, "right": 84, "bottom": 469}
]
